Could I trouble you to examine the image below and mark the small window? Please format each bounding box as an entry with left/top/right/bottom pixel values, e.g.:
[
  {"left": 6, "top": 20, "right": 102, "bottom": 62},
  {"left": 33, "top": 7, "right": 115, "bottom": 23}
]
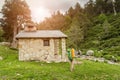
[
  {"left": 28, "top": 26, "right": 33, "bottom": 28},
  {"left": 43, "top": 40, "right": 50, "bottom": 46}
]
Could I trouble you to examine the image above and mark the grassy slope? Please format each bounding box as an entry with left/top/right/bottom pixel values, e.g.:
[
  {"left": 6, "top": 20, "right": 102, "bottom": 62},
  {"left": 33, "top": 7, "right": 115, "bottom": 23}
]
[{"left": 0, "top": 45, "right": 120, "bottom": 80}]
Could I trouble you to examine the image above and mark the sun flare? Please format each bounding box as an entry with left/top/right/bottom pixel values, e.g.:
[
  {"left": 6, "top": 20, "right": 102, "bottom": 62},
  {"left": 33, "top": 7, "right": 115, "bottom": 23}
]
[{"left": 31, "top": 7, "right": 51, "bottom": 23}]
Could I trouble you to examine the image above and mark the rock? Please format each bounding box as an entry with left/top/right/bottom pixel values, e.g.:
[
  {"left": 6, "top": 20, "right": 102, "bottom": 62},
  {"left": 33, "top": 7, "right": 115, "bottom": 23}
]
[
  {"left": 86, "top": 50, "right": 94, "bottom": 56},
  {"left": 0, "top": 42, "right": 10, "bottom": 46},
  {"left": 0, "top": 56, "right": 3, "bottom": 60},
  {"left": 78, "top": 50, "right": 82, "bottom": 55},
  {"left": 107, "top": 60, "right": 115, "bottom": 64}
]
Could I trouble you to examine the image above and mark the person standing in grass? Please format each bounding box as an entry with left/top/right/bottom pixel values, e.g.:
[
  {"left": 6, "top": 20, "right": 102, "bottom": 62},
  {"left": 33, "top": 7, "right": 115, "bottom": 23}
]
[{"left": 67, "top": 48, "right": 75, "bottom": 72}]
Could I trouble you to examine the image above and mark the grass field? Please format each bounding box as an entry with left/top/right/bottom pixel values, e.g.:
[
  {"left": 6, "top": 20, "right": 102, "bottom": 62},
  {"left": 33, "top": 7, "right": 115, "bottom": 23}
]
[{"left": 0, "top": 45, "right": 120, "bottom": 80}]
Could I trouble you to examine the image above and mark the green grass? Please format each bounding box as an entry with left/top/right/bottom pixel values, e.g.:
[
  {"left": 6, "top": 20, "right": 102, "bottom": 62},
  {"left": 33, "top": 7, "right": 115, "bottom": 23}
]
[{"left": 0, "top": 45, "right": 120, "bottom": 80}]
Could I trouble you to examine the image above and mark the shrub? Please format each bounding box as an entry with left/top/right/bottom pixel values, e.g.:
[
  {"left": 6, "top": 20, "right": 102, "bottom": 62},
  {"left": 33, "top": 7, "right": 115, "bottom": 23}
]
[
  {"left": 103, "top": 54, "right": 113, "bottom": 60},
  {"left": 104, "top": 60, "right": 108, "bottom": 63},
  {"left": 94, "top": 52, "right": 103, "bottom": 58},
  {"left": 103, "top": 46, "right": 120, "bottom": 56},
  {"left": 99, "top": 38, "right": 120, "bottom": 49},
  {"left": 0, "top": 27, "right": 4, "bottom": 42},
  {"left": 116, "top": 56, "right": 120, "bottom": 62},
  {"left": 103, "top": 55, "right": 117, "bottom": 62},
  {"left": 81, "top": 49, "right": 87, "bottom": 55},
  {"left": 102, "top": 51, "right": 108, "bottom": 55}
]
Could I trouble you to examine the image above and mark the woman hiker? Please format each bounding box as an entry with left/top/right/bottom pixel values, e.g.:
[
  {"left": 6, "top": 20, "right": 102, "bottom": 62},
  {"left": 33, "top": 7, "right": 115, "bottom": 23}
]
[{"left": 67, "top": 48, "right": 75, "bottom": 72}]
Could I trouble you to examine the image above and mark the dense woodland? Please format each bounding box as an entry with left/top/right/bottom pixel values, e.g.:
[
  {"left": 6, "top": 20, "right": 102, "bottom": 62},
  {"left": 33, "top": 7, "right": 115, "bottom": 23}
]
[{"left": 0, "top": 0, "right": 120, "bottom": 61}]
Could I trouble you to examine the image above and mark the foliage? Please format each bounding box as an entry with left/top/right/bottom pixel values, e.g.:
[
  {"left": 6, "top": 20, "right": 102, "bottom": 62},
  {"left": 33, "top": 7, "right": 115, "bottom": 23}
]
[
  {"left": 38, "top": 11, "right": 66, "bottom": 30},
  {"left": 1, "top": 0, "right": 31, "bottom": 41},
  {"left": 100, "top": 38, "right": 120, "bottom": 49},
  {"left": 65, "top": 3, "right": 91, "bottom": 49},
  {"left": 115, "top": 0, "right": 120, "bottom": 12},
  {"left": 37, "top": 1, "right": 120, "bottom": 57},
  {"left": 94, "top": 50, "right": 103, "bottom": 58},
  {"left": 0, "top": 27, "right": 4, "bottom": 42},
  {"left": 79, "top": 12, "right": 120, "bottom": 58},
  {"left": 37, "top": 2, "right": 91, "bottom": 50},
  {"left": 116, "top": 56, "right": 120, "bottom": 62},
  {"left": 1, "top": 0, "right": 120, "bottom": 63},
  {"left": 84, "top": 0, "right": 96, "bottom": 17},
  {"left": 103, "top": 54, "right": 117, "bottom": 62},
  {"left": 85, "top": 0, "right": 118, "bottom": 16},
  {"left": 65, "top": 13, "right": 90, "bottom": 49},
  {"left": 0, "top": 45, "right": 120, "bottom": 80},
  {"left": 96, "top": 13, "right": 107, "bottom": 24}
]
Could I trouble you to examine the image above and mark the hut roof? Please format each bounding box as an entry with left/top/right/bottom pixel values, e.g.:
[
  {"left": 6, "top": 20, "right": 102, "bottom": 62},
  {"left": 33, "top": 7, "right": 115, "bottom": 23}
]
[{"left": 16, "top": 30, "right": 67, "bottom": 39}]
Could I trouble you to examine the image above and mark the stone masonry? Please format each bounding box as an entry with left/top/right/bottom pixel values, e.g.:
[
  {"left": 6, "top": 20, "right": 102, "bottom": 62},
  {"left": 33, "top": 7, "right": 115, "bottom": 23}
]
[{"left": 18, "top": 38, "right": 67, "bottom": 62}]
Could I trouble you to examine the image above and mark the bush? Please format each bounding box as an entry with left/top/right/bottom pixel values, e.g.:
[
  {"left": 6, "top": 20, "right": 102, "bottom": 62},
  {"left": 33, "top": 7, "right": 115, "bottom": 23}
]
[
  {"left": 116, "top": 56, "right": 120, "bottom": 62},
  {"left": 0, "top": 27, "right": 4, "bottom": 42},
  {"left": 103, "top": 46, "right": 120, "bottom": 56},
  {"left": 101, "top": 51, "right": 108, "bottom": 55},
  {"left": 103, "top": 54, "right": 113, "bottom": 60},
  {"left": 96, "top": 14, "right": 107, "bottom": 24},
  {"left": 99, "top": 38, "right": 120, "bottom": 48},
  {"left": 80, "top": 49, "right": 87, "bottom": 55},
  {"left": 94, "top": 52, "right": 103, "bottom": 58},
  {"left": 103, "top": 54, "right": 117, "bottom": 62}
]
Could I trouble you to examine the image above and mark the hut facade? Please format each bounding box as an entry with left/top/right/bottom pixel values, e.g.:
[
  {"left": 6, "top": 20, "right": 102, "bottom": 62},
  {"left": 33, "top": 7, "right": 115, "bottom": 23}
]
[{"left": 16, "top": 25, "right": 67, "bottom": 62}]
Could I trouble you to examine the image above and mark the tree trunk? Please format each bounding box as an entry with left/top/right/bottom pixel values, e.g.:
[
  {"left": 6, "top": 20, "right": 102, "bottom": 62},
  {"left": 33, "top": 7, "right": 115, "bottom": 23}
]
[
  {"left": 112, "top": 0, "right": 117, "bottom": 15},
  {"left": 11, "top": 24, "right": 17, "bottom": 48}
]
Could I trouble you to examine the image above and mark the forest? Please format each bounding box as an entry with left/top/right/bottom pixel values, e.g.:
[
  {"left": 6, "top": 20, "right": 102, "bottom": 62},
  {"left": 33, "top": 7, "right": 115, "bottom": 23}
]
[
  {"left": 0, "top": 0, "right": 120, "bottom": 61},
  {"left": 37, "top": 0, "right": 120, "bottom": 61}
]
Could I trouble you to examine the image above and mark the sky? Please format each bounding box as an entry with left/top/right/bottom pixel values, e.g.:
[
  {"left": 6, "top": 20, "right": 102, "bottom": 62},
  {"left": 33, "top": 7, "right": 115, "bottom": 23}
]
[{"left": 0, "top": 0, "right": 89, "bottom": 22}]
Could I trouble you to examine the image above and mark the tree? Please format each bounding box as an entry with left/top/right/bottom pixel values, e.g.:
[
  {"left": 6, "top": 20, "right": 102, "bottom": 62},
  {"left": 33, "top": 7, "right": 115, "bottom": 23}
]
[
  {"left": 102, "top": 20, "right": 111, "bottom": 35},
  {"left": 66, "top": 17, "right": 83, "bottom": 49},
  {"left": 1, "top": 0, "right": 31, "bottom": 47},
  {"left": 112, "top": 0, "right": 117, "bottom": 15},
  {"left": 105, "top": 0, "right": 117, "bottom": 15},
  {"left": 38, "top": 11, "right": 66, "bottom": 30},
  {"left": 67, "top": 3, "right": 83, "bottom": 18},
  {"left": 85, "top": 0, "right": 96, "bottom": 17},
  {"left": 94, "top": 0, "right": 106, "bottom": 14},
  {"left": 66, "top": 12, "right": 91, "bottom": 49},
  {"left": 75, "top": 2, "right": 83, "bottom": 13},
  {"left": 0, "top": 27, "right": 4, "bottom": 42},
  {"left": 67, "top": 7, "right": 75, "bottom": 18},
  {"left": 115, "top": 0, "right": 120, "bottom": 13}
]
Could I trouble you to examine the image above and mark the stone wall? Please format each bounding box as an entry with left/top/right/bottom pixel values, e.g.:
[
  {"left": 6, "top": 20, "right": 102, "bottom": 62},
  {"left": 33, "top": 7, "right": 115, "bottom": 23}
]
[
  {"left": 61, "top": 38, "right": 67, "bottom": 61},
  {"left": 18, "top": 38, "right": 67, "bottom": 62},
  {"left": 54, "top": 39, "right": 59, "bottom": 55}
]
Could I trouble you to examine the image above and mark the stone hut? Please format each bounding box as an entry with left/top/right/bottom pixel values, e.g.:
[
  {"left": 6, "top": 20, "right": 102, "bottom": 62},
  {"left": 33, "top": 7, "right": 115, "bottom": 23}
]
[{"left": 16, "top": 24, "right": 67, "bottom": 62}]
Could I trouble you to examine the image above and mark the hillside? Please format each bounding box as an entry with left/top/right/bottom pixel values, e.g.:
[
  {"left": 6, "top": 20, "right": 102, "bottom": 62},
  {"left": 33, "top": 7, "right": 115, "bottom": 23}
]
[
  {"left": 36, "top": 2, "right": 120, "bottom": 62},
  {"left": 0, "top": 0, "right": 120, "bottom": 62},
  {"left": 79, "top": 14, "right": 120, "bottom": 62},
  {"left": 0, "top": 45, "right": 120, "bottom": 80}
]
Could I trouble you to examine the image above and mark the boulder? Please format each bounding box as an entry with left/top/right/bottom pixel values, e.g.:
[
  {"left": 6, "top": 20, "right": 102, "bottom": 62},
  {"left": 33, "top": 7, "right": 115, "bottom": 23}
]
[
  {"left": 78, "top": 50, "right": 82, "bottom": 55},
  {"left": 0, "top": 56, "right": 3, "bottom": 60},
  {"left": 86, "top": 50, "right": 94, "bottom": 56},
  {"left": 0, "top": 42, "right": 10, "bottom": 46},
  {"left": 77, "top": 50, "right": 82, "bottom": 57}
]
